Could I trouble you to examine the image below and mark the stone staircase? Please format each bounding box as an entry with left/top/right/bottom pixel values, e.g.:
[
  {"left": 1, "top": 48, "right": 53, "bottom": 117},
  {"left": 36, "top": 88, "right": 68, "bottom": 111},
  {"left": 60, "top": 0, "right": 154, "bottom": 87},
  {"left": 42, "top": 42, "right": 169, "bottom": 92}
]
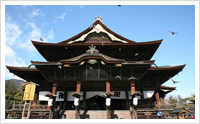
[
  {"left": 111, "top": 110, "right": 132, "bottom": 119},
  {"left": 64, "top": 110, "right": 132, "bottom": 119}
]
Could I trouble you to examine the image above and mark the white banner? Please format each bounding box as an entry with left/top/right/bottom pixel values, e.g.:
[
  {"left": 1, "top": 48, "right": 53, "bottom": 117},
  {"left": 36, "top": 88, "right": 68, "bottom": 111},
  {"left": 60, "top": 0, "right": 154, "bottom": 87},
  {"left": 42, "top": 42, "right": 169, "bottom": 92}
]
[
  {"left": 39, "top": 91, "right": 144, "bottom": 101},
  {"left": 39, "top": 91, "right": 50, "bottom": 101}
]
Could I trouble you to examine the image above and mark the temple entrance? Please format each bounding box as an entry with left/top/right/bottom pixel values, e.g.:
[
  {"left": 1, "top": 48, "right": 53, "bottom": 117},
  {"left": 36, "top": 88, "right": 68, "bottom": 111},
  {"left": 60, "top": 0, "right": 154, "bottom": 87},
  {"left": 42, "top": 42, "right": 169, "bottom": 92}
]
[
  {"left": 85, "top": 95, "right": 128, "bottom": 110},
  {"left": 86, "top": 95, "right": 106, "bottom": 110},
  {"left": 110, "top": 99, "right": 127, "bottom": 110}
]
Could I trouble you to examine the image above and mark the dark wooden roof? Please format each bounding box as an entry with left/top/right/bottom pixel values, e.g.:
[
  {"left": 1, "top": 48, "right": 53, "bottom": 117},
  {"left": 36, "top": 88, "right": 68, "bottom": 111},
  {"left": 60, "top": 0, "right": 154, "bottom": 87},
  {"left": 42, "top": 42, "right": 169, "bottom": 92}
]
[
  {"left": 30, "top": 15, "right": 162, "bottom": 62},
  {"left": 6, "top": 66, "right": 52, "bottom": 91},
  {"left": 136, "top": 65, "right": 185, "bottom": 91},
  {"left": 32, "top": 39, "right": 162, "bottom": 62},
  {"left": 6, "top": 64, "right": 185, "bottom": 92},
  {"left": 60, "top": 51, "right": 125, "bottom": 64}
]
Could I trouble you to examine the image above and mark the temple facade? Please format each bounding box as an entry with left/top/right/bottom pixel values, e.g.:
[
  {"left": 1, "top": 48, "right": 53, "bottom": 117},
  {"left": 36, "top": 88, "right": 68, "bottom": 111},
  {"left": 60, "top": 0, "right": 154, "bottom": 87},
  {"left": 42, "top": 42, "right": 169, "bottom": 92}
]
[{"left": 6, "top": 16, "right": 185, "bottom": 119}]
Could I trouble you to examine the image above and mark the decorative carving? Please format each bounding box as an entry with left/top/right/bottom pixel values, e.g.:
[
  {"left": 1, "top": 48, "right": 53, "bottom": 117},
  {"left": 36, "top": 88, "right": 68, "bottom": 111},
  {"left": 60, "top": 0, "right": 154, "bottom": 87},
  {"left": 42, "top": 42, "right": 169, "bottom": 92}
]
[{"left": 86, "top": 45, "right": 99, "bottom": 54}]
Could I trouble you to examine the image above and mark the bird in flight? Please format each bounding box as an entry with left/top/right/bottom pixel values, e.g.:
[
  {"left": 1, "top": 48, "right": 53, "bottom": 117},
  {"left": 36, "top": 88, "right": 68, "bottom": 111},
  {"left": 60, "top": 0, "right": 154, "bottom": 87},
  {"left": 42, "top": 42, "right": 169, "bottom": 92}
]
[
  {"left": 40, "top": 37, "right": 43, "bottom": 41},
  {"left": 169, "top": 77, "right": 179, "bottom": 84},
  {"left": 171, "top": 79, "right": 179, "bottom": 84},
  {"left": 169, "top": 31, "right": 178, "bottom": 35}
]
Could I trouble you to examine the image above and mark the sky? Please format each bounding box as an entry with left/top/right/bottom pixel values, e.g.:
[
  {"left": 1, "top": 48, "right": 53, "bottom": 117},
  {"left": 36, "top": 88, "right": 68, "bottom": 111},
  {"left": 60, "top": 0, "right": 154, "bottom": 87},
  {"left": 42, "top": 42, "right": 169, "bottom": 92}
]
[{"left": 2, "top": 2, "right": 197, "bottom": 100}]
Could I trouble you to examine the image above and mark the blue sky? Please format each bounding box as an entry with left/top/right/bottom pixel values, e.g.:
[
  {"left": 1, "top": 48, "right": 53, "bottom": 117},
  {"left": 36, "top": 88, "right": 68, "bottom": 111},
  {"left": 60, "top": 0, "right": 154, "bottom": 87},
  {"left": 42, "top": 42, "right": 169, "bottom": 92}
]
[{"left": 3, "top": 3, "right": 197, "bottom": 99}]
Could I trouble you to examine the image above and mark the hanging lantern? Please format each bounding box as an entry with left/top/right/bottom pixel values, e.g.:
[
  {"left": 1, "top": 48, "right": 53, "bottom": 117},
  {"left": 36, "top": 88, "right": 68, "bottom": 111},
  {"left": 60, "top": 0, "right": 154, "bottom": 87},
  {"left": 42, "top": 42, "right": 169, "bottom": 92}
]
[
  {"left": 106, "top": 98, "right": 111, "bottom": 106},
  {"left": 133, "top": 97, "right": 138, "bottom": 106},
  {"left": 74, "top": 98, "right": 79, "bottom": 106},
  {"left": 48, "top": 98, "right": 53, "bottom": 106}
]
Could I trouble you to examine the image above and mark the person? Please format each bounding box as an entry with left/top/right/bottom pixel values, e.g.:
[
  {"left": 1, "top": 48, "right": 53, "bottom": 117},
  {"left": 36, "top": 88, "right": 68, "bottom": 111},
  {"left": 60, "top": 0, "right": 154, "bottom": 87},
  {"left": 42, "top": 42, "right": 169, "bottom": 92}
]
[{"left": 191, "top": 115, "right": 194, "bottom": 119}]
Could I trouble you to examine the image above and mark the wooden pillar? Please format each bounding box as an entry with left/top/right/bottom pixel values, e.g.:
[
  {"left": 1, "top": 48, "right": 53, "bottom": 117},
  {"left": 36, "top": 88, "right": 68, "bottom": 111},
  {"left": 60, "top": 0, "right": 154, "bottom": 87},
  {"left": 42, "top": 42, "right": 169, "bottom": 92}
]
[
  {"left": 106, "top": 80, "right": 111, "bottom": 119},
  {"left": 130, "top": 80, "right": 136, "bottom": 119},
  {"left": 162, "top": 98, "right": 165, "bottom": 106},
  {"left": 139, "top": 82, "right": 144, "bottom": 101},
  {"left": 106, "top": 81, "right": 110, "bottom": 93},
  {"left": 32, "top": 89, "right": 38, "bottom": 109},
  {"left": 155, "top": 92, "right": 160, "bottom": 109},
  {"left": 76, "top": 81, "right": 81, "bottom": 93},
  {"left": 63, "top": 91, "right": 68, "bottom": 110},
  {"left": 75, "top": 81, "right": 81, "bottom": 119},
  {"left": 125, "top": 90, "right": 129, "bottom": 109},
  {"left": 182, "top": 114, "right": 185, "bottom": 119},
  {"left": 51, "top": 81, "right": 57, "bottom": 119},
  {"left": 83, "top": 91, "right": 86, "bottom": 110},
  {"left": 130, "top": 80, "right": 135, "bottom": 94}
]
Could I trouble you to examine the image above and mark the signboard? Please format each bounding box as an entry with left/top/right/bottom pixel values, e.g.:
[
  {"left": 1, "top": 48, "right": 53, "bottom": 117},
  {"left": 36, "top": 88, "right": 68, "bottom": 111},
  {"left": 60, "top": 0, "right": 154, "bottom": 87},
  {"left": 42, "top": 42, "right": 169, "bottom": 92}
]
[
  {"left": 56, "top": 91, "right": 64, "bottom": 101},
  {"left": 157, "top": 111, "right": 162, "bottom": 116},
  {"left": 23, "top": 84, "right": 36, "bottom": 101}
]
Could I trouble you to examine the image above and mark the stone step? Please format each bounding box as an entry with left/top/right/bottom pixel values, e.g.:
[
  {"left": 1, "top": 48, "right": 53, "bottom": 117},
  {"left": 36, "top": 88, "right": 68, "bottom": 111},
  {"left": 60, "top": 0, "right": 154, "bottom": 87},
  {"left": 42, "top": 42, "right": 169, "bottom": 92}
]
[{"left": 64, "top": 110, "right": 132, "bottom": 119}]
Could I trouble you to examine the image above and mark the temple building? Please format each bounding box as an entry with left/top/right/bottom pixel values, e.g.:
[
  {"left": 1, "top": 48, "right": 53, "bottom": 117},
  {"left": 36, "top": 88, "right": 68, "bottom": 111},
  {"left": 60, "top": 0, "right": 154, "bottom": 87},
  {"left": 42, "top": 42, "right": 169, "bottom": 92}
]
[{"left": 6, "top": 16, "right": 185, "bottom": 119}]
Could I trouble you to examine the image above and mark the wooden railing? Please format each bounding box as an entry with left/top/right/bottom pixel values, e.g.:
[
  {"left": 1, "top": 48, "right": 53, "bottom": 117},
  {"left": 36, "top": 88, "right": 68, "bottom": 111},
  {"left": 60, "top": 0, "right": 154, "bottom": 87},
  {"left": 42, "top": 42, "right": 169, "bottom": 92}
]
[
  {"left": 155, "top": 104, "right": 176, "bottom": 109},
  {"left": 12, "top": 104, "right": 50, "bottom": 110}
]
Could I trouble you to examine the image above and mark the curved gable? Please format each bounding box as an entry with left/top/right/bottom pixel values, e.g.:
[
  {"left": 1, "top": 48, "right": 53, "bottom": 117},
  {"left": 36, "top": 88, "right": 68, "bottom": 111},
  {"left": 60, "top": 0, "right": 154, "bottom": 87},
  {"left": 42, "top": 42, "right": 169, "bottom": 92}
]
[{"left": 59, "top": 17, "right": 136, "bottom": 44}]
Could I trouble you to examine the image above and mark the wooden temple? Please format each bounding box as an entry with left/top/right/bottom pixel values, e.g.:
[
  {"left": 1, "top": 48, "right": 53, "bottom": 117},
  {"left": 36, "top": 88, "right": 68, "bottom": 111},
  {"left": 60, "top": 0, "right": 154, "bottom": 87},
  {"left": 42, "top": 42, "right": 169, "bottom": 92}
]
[{"left": 6, "top": 16, "right": 185, "bottom": 119}]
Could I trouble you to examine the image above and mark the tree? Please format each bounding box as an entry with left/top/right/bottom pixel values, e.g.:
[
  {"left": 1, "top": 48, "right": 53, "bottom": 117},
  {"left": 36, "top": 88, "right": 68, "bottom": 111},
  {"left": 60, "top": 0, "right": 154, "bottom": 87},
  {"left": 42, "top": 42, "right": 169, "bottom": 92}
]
[
  {"left": 13, "top": 86, "right": 25, "bottom": 104},
  {"left": 5, "top": 80, "right": 25, "bottom": 109},
  {"left": 185, "top": 94, "right": 195, "bottom": 105},
  {"left": 5, "top": 81, "right": 18, "bottom": 109},
  {"left": 169, "top": 96, "right": 177, "bottom": 104}
]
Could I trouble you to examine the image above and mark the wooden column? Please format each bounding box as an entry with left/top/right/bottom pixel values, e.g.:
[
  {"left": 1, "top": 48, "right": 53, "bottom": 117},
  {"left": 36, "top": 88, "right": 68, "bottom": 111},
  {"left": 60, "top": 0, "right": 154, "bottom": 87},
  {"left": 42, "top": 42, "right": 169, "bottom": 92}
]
[
  {"left": 106, "top": 81, "right": 110, "bottom": 93},
  {"left": 162, "top": 98, "right": 165, "bottom": 106},
  {"left": 32, "top": 89, "right": 38, "bottom": 109},
  {"left": 139, "top": 82, "right": 144, "bottom": 101},
  {"left": 106, "top": 81, "right": 111, "bottom": 119},
  {"left": 76, "top": 81, "right": 81, "bottom": 93},
  {"left": 63, "top": 91, "right": 68, "bottom": 110},
  {"left": 83, "top": 91, "right": 86, "bottom": 110},
  {"left": 130, "top": 80, "right": 135, "bottom": 94},
  {"left": 130, "top": 80, "right": 136, "bottom": 119},
  {"left": 155, "top": 92, "right": 160, "bottom": 109},
  {"left": 75, "top": 81, "right": 81, "bottom": 119},
  {"left": 125, "top": 90, "right": 129, "bottom": 109},
  {"left": 52, "top": 81, "right": 57, "bottom": 94},
  {"left": 51, "top": 81, "right": 57, "bottom": 119}
]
